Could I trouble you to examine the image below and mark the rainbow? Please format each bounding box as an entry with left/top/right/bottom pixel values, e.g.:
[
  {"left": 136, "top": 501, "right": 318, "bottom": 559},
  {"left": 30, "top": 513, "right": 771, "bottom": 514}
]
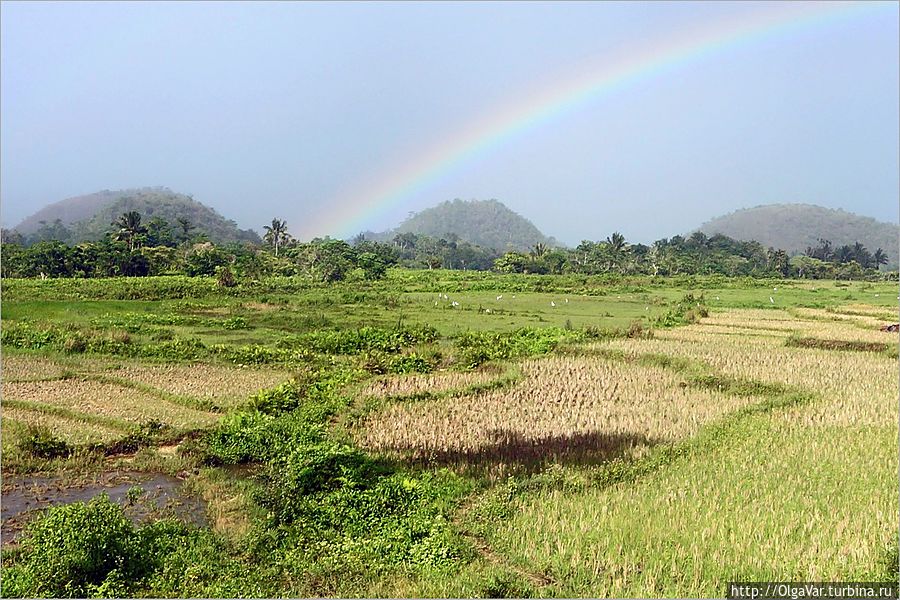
[{"left": 304, "top": 1, "right": 893, "bottom": 240}]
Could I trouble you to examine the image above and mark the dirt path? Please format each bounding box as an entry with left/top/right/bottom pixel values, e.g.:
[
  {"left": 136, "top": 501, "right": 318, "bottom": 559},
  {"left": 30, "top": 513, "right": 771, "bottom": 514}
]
[{"left": 452, "top": 495, "right": 557, "bottom": 590}]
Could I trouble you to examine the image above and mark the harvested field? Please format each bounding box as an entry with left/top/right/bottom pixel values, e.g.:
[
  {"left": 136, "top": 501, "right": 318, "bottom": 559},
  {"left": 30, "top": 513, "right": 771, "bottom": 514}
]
[
  {"left": 2, "top": 355, "right": 73, "bottom": 382},
  {"left": 100, "top": 362, "right": 291, "bottom": 407},
  {"left": 360, "top": 367, "right": 509, "bottom": 398},
  {"left": 0, "top": 410, "right": 124, "bottom": 444},
  {"left": 656, "top": 327, "right": 783, "bottom": 347},
  {"left": 830, "top": 303, "right": 899, "bottom": 320},
  {"left": 785, "top": 336, "right": 888, "bottom": 353},
  {"left": 479, "top": 305, "right": 898, "bottom": 596},
  {"left": 793, "top": 307, "right": 887, "bottom": 327},
  {"left": 2, "top": 379, "right": 219, "bottom": 432},
  {"left": 358, "top": 356, "right": 762, "bottom": 467},
  {"left": 601, "top": 316, "right": 898, "bottom": 428}
]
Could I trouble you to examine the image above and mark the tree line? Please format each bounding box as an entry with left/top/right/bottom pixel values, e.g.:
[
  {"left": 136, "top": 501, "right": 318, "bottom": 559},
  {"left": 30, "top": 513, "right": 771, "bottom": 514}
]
[
  {"left": 1, "top": 212, "right": 893, "bottom": 281},
  {"left": 492, "top": 231, "right": 891, "bottom": 279},
  {"left": 1, "top": 214, "right": 398, "bottom": 282}
]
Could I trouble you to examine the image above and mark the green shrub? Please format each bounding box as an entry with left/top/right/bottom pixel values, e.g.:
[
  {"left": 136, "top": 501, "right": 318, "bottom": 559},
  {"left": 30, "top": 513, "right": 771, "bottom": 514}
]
[
  {"left": 220, "top": 316, "right": 247, "bottom": 330},
  {"left": 203, "top": 409, "right": 322, "bottom": 464},
  {"left": 655, "top": 292, "right": 708, "bottom": 327},
  {"left": 257, "top": 441, "right": 376, "bottom": 524},
  {"left": 360, "top": 351, "right": 389, "bottom": 374},
  {"left": 1, "top": 321, "right": 64, "bottom": 350},
  {"left": 216, "top": 266, "right": 237, "bottom": 288},
  {"left": 250, "top": 381, "right": 305, "bottom": 414},
  {"left": 9, "top": 495, "right": 141, "bottom": 598},
  {"left": 301, "top": 325, "right": 439, "bottom": 355},
  {"left": 15, "top": 425, "right": 72, "bottom": 459},
  {"left": 140, "top": 338, "right": 206, "bottom": 360},
  {"left": 455, "top": 327, "right": 578, "bottom": 368},
  {"left": 210, "top": 343, "right": 315, "bottom": 365},
  {"left": 389, "top": 353, "right": 433, "bottom": 374}
]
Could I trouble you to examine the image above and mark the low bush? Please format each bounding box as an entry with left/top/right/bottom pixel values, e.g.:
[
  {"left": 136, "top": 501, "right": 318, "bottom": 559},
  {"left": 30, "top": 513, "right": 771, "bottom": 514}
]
[
  {"left": 302, "top": 325, "right": 439, "bottom": 355},
  {"left": 15, "top": 425, "right": 72, "bottom": 459},
  {"left": 655, "top": 292, "right": 708, "bottom": 327},
  {"left": 3, "top": 495, "right": 141, "bottom": 598},
  {"left": 455, "top": 327, "right": 579, "bottom": 368}
]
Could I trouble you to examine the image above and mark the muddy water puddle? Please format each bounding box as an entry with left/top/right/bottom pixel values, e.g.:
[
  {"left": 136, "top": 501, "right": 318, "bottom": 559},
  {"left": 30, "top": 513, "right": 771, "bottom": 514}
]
[{"left": 1, "top": 471, "right": 207, "bottom": 545}]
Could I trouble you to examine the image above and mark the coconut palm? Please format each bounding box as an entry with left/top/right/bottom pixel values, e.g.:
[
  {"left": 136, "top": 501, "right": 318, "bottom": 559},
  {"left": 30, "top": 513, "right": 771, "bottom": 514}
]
[
  {"left": 263, "top": 218, "right": 289, "bottom": 256},
  {"left": 113, "top": 211, "right": 147, "bottom": 251},
  {"left": 606, "top": 232, "right": 627, "bottom": 253}
]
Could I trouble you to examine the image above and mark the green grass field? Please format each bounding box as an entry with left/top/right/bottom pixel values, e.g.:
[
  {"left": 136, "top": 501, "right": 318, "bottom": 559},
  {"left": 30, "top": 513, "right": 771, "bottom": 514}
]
[{"left": 0, "top": 271, "right": 897, "bottom": 597}]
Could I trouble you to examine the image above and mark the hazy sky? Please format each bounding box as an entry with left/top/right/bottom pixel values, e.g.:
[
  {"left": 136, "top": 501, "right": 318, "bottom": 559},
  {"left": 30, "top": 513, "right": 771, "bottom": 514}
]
[{"left": 2, "top": 1, "right": 897, "bottom": 244}]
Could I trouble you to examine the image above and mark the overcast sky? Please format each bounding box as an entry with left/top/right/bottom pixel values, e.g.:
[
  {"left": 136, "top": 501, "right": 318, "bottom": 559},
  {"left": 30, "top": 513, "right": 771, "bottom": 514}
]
[{"left": 2, "top": 1, "right": 897, "bottom": 244}]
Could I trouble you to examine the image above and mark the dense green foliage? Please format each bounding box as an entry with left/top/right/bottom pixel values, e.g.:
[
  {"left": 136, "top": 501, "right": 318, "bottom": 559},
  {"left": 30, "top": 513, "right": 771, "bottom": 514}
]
[
  {"left": 8, "top": 187, "right": 259, "bottom": 245},
  {"left": 4, "top": 200, "right": 895, "bottom": 282},
  {"left": 494, "top": 231, "right": 892, "bottom": 279},
  {"left": 365, "top": 198, "right": 557, "bottom": 253},
  {"left": 1, "top": 494, "right": 250, "bottom": 598},
  {"left": 1, "top": 236, "right": 399, "bottom": 282},
  {"left": 699, "top": 203, "right": 899, "bottom": 268}
]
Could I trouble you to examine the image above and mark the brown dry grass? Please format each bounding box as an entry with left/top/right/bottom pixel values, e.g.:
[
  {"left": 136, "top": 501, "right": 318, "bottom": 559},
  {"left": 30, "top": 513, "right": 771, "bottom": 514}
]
[
  {"left": 2, "top": 355, "right": 72, "bottom": 382},
  {"left": 360, "top": 368, "right": 506, "bottom": 399},
  {"left": 601, "top": 312, "right": 897, "bottom": 428},
  {"left": 2, "top": 379, "right": 220, "bottom": 430},
  {"left": 0, "top": 409, "right": 123, "bottom": 444},
  {"left": 357, "top": 356, "right": 761, "bottom": 468},
  {"left": 102, "top": 363, "right": 291, "bottom": 407},
  {"left": 831, "top": 303, "right": 898, "bottom": 320}
]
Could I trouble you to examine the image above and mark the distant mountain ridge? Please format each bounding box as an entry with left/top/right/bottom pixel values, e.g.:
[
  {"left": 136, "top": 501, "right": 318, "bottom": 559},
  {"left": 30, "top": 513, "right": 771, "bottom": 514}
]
[
  {"left": 11, "top": 187, "right": 260, "bottom": 245},
  {"left": 363, "top": 199, "right": 558, "bottom": 252},
  {"left": 698, "top": 203, "right": 898, "bottom": 268}
]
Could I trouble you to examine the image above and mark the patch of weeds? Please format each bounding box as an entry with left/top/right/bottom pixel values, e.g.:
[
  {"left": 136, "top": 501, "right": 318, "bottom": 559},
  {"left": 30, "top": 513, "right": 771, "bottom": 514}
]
[
  {"left": 15, "top": 425, "right": 72, "bottom": 459},
  {"left": 478, "top": 571, "right": 534, "bottom": 598},
  {"left": 785, "top": 335, "right": 889, "bottom": 353},
  {"left": 655, "top": 293, "right": 708, "bottom": 327}
]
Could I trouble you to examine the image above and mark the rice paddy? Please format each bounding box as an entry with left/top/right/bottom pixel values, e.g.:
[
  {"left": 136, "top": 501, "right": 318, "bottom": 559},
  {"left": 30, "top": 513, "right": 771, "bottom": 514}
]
[
  {"left": 0, "top": 353, "right": 293, "bottom": 447},
  {"left": 359, "top": 366, "right": 511, "bottom": 399},
  {"left": 358, "top": 356, "right": 765, "bottom": 470},
  {"left": 1, "top": 274, "right": 897, "bottom": 597},
  {"left": 2, "top": 379, "right": 220, "bottom": 430},
  {"left": 455, "top": 299, "right": 898, "bottom": 596},
  {"left": 95, "top": 362, "right": 291, "bottom": 408}
]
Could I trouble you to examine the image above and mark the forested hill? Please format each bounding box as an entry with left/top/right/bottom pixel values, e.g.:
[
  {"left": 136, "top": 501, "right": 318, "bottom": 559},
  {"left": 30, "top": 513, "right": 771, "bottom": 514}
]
[
  {"left": 698, "top": 204, "right": 898, "bottom": 268},
  {"left": 11, "top": 187, "right": 260, "bottom": 245},
  {"left": 366, "top": 199, "right": 558, "bottom": 252}
]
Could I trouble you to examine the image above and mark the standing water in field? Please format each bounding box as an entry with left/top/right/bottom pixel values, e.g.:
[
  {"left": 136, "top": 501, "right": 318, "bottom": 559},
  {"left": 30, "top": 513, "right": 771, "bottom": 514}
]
[{"left": 1, "top": 470, "right": 207, "bottom": 545}]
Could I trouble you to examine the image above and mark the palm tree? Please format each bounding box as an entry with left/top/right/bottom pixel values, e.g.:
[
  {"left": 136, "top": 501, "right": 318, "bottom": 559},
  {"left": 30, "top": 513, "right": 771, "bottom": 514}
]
[
  {"left": 605, "top": 232, "right": 628, "bottom": 271},
  {"left": 530, "top": 242, "right": 548, "bottom": 259},
  {"left": 835, "top": 245, "right": 854, "bottom": 264},
  {"left": 606, "top": 232, "right": 627, "bottom": 253},
  {"left": 848, "top": 241, "right": 871, "bottom": 268},
  {"left": 263, "top": 218, "right": 289, "bottom": 256},
  {"left": 814, "top": 238, "right": 834, "bottom": 262},
  {"left": 873, "top": 248, "right": 888, "bottom": 269},
  {"left": 113, "top": 211, "right": 147, "bottom": 251}
]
